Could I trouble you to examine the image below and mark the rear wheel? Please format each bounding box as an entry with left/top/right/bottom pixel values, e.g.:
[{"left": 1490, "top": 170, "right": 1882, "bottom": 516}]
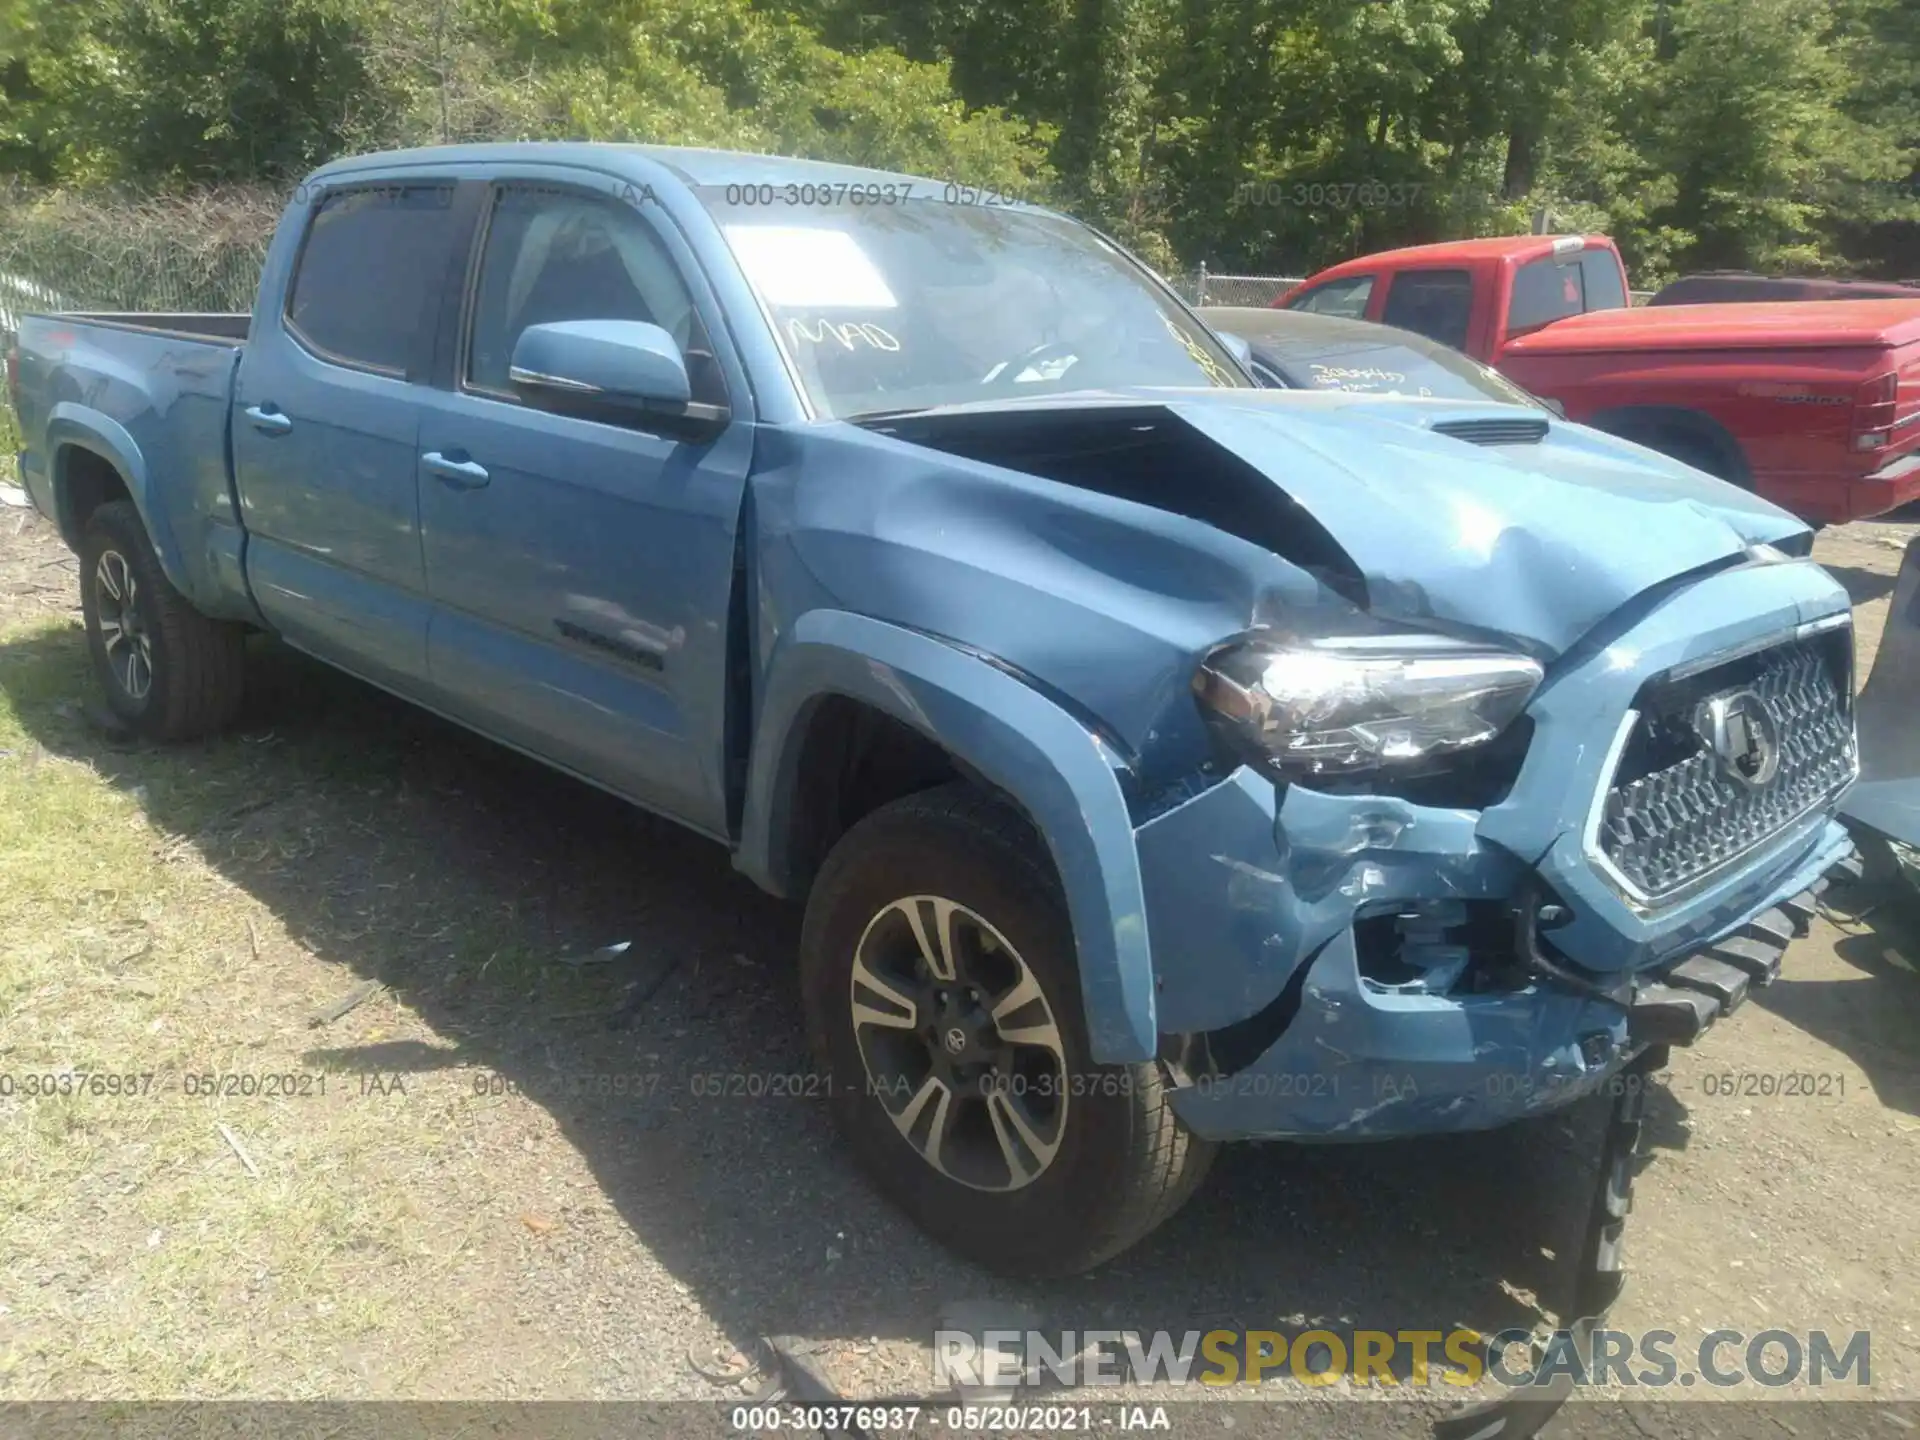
[
  {"left": 1633, "top": 427, "right": 1742, "bottom": 485},
  {"left": 79, "top": 501, "right": 247, "bottom": 740},
  {"left": 800, "top": 783, "right": 1213, "bottom": 1276}
]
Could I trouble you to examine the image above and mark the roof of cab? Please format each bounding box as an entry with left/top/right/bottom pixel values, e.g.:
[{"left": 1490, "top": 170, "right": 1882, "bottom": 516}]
[
  {"left": 309, "top": 142, "right": 952, "bottom": 195},
  {"left": 1282, "top": 234, "right": 1618, "bottom": 301}
]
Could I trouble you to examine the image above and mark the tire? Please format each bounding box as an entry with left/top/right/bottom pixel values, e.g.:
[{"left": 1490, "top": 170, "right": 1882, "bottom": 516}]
[
  {"left": 800, "top": 782, "right": 1214, "bottom": 1277},
  {"left": 78, "top": 500, "right": 247, "bottom": 740},
  {"left": 1638, "top": 428, "right": 1742, "bottom": 486}
]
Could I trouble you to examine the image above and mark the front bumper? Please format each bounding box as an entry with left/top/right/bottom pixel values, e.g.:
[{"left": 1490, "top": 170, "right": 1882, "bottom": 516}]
[{"left": 1137, "top": 552, "right": 1860, "bottom": 1143}]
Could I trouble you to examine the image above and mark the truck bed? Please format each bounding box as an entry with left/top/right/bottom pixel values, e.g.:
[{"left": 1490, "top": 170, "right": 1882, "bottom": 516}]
[
  {"left": 50, "top": 312, "right": 251, "bottom": 344},
  {"left": 13, "top": 310, "right": 251, "bottom": 620},
  {"left": 1504, "top": 297, "right": 1920, "bottom": 355}
]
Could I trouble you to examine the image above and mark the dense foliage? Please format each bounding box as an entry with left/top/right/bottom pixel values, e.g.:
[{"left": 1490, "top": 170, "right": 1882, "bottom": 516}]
[{"left": 1, "top": 0, "right": 1916, "bottom": 283}]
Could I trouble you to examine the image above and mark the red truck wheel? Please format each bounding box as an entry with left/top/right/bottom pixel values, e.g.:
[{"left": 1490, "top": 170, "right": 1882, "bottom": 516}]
[{"left": 78, "top": 501, "right": 248, "bottom": 740}]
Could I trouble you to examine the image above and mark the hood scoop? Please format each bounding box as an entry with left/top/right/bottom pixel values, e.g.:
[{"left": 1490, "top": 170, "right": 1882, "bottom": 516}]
[{"left": 1431, "top": 416, "right": 1550, "bottom": 446}]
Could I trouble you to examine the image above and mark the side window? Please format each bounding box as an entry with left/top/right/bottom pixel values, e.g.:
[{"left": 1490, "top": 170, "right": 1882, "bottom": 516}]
[
  {"left": 1288, "top": 275, "right": 1374, "bottom": 318},
  {"left": 1380, "top": 269, "right": 1473, "bottom": 351},
  {"left": 464, "top": 186, "right": 722, "bottom": 406},
  {"left": 1580, "top": 251, "right": 1629, "bottom": 313},
  {"left": 285, "top": 185, "right": 458, "bottom": 375},
  {"left": 1508, "top": 256, "right": 1589, "bottom": 336}
]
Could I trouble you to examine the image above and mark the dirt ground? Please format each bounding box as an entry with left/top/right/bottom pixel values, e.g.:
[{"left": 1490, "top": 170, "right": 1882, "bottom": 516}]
[{"left": 0, "top": 492, "right": 1916, "bottom": 1425}]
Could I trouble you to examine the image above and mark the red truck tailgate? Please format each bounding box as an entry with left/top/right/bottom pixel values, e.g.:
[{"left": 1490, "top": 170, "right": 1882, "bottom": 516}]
[{"left": 1860, "top": 335, "right": 1920, "bottom": 476}]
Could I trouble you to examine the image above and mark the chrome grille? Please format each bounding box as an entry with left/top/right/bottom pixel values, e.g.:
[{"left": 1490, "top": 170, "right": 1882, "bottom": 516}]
[{"left": 1596, "top": 635, "right": 1855, "bottom": 903}]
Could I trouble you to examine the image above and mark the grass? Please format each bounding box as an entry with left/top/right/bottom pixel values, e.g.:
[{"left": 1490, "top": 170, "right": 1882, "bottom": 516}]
[
  {"left": 0, "top": 616, "right": 425, "bottom": 1395},
  {"left": 1, "top": 402, "right": 20, "bottom": 480},
  {"left": 0, "top": 536, "right": 655, "bottom": 1398}
]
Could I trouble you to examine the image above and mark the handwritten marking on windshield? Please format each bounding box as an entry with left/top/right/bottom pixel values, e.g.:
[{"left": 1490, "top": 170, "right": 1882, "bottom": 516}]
[
  {"left": 1308, "top": 362, "right": 1432, "bottom": 396},
  {"left": 1310, "top": 363, "right": 1405, "bottom": 385},
  {"left": 788, "top": 318, "right": 901, "bottom": 352},
  {"left": 1160, "top": 313, "right": 1235, "bottom": 387}
]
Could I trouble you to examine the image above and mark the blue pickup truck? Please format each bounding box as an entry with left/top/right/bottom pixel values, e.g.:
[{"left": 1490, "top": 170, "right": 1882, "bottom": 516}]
[{"left": 6, "top": 144, "right": 1862, "bottom": 1277}]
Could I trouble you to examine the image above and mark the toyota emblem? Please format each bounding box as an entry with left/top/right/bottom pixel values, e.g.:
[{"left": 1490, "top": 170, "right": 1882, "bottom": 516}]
[{"left": 1694, "top": 689, "right": 1781, "bottom": 789}]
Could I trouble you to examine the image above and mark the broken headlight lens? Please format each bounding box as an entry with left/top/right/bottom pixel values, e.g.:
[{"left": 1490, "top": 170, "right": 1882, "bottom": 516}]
[{"left": 1193, "top": 632, "right": 1543, "bottom": 778}]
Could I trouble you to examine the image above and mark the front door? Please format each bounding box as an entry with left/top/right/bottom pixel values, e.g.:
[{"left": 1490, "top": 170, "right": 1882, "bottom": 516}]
[{"left": 414, "top": 179, "right": 752, "bottom": 836}]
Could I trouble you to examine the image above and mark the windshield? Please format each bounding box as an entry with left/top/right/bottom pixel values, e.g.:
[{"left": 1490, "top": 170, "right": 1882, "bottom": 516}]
[
  {"left": 1205, "top": 310, "right": 1544, "bottom": 407},
  {"left": 696, "top": 188, "right": 1250, "bottom": 418}
]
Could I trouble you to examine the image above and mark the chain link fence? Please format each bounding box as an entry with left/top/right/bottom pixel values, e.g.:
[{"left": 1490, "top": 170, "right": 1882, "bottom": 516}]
[
  {"left": 0, "top": 186, "right": 281, "bottom": 478},
  {"left": 0, "top": 185, "right": 280, "bottom": 345},
  {"left": 1163, "top": 266, "right": 1305, "bottom": 309}
]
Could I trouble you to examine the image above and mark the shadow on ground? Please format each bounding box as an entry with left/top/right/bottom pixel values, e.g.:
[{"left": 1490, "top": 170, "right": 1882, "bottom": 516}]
[
  {"left": 5, "top": 628, "right": 1641, "bottom": 1387},
  {"left": 1753, "top": 886, "right": 1920, "bottom": 1119},
  {"left": 1817, "top": 562, "right": 1899, "bottom": 609}
]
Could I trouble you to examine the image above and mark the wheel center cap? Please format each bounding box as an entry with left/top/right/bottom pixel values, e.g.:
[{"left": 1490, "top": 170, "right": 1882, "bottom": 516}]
[{"left": 929, "top": 994, "right": 995, "bottom": 1066}]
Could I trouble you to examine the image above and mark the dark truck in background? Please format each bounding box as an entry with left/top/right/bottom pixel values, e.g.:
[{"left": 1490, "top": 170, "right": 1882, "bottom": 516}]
[{"left": 1650, "top": 273, "right": 1920, "bottom": 306}]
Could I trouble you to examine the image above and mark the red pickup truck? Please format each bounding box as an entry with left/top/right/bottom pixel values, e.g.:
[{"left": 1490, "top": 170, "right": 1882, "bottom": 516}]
[{"left": 1276, "top": 235, "right": 1920, "bottom": 523}]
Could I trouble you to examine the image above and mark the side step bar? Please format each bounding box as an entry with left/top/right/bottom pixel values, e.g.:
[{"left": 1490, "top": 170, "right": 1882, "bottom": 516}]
[{"left": 1628, "top": 852, "right": 1862, "bottom": 1047}]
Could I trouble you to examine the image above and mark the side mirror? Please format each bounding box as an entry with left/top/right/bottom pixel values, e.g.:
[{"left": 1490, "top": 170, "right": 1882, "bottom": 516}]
[
  {"left": 509, "top": 320, "right": 728, "bottom": 430},
  {"left": 1214, "top": 330, "right": 1256, "bottom": 371}
]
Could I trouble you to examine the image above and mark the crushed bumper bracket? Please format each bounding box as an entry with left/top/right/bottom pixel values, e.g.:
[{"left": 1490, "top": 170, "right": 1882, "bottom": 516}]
[{"left": 1627, "top": 872, "right": 1841, "bottom": 1047}]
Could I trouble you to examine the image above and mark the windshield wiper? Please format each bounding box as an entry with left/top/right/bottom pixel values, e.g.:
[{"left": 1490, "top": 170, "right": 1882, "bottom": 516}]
[{"left": 841, "top": 405, "right": 935, "bottom": 424}]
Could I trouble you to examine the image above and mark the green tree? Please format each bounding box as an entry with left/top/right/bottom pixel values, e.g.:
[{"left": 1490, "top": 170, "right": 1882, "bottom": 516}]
[{"left": 1640, "top": 0, "right": 1911, "bottom": 271}]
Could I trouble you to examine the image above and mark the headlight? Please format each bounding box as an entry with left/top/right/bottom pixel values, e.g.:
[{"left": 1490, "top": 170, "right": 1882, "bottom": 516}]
[{"left": 1193, "top": 631, "right": 1543, "bottom": 778}]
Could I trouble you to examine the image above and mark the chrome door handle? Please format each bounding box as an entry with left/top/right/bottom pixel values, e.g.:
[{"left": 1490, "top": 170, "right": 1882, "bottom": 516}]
[
  {"left": 422, "top": 451, "right": 490, "bottom": 489},
  {"left": 244, "top": 405, "right": 292, "bottom": 436}
]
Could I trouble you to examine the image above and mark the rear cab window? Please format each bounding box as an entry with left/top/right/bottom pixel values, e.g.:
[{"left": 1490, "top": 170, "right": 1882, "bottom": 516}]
[
  {"left": 284, "top": 184, "right": 460, "bottom": 376},
  {"left": 1506, "top": 249, "right": 1629, "bottom": 338},
  {"left": 1285, "top": 275, "right": 1374, "bottom": 319},
  {"left": 1380, "top": 269, "right": 1473, "bottom": 351}
]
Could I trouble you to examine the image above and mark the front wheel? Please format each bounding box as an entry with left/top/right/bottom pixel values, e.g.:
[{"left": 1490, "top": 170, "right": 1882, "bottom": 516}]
[
  {"left": 800, "top": 783, "right": 1214, "bottom": 1277},
  {"left": 79, "top": 501, "right": 247, "bottom": 740}
]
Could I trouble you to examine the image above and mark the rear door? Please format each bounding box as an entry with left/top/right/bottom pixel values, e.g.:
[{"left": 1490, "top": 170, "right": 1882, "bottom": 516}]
[
  {"left": 1378, "top": 268, "right": 1476, "bottom": 352},
  {"left": 234, "top": 181, "right": 467, "bottom": 692},
  {"left": 413, "top": 176, "right": 753, "bottom": 836}
]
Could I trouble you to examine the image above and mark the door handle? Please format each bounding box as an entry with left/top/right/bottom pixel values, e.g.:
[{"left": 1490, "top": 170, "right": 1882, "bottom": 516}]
[
  {"left": 422, "top": 451, "right": 490, "bottom": 489},
  {"left": 244, "top": 405, "right": 293, "bottom": 436}
]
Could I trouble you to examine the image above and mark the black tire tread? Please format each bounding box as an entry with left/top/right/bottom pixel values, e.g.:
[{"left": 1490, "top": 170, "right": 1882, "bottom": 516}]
[
  {"left": 804, "top": 780, "right": 1214, "bottom": 1275},
  {"left": 82, "top": 500, "right": 246, "bottom": 740}
]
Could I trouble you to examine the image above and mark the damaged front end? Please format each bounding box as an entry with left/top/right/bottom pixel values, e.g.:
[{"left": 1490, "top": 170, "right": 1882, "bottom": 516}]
[
  {"left": 1138, "top": 543, "right": 1861, "bottom": 1143},
  {"left": 840, "top": 390, "right": 1863, "bottom": 1138}
]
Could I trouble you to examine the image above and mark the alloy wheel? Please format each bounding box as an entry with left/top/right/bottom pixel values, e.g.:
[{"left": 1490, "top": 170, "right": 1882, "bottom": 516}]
[
  {"left": 848, "top": 895, "right": 1070, "bottom": 1192},
  {"left": 95, "top": 549, "right": 154, "bottom": 701}
]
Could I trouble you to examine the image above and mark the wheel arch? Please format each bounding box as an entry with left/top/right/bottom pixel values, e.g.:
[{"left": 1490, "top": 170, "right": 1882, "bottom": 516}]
[
  {"left": 739, "top": 610, "right": 1157, "bottom": 1063},
  {"left": 46, "top": 405, "right": 193, "bottom": 592},
  {"left": 1586, "top": 403, "right": 1752, "bottom": 486}
]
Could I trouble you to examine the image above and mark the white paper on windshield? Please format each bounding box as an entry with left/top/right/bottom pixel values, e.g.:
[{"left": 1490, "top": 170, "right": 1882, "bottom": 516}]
[{"left": 723, "top": 225, "right": 899, "bottom": 309}]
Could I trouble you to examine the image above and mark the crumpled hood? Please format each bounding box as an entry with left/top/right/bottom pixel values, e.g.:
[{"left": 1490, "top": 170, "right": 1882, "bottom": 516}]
[
  {"left": 859, "top": 387, "right": 1815, "bottom": 659},
  {"left": 1156, "top": 389, "right": 1809, "bottom": 656}
]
